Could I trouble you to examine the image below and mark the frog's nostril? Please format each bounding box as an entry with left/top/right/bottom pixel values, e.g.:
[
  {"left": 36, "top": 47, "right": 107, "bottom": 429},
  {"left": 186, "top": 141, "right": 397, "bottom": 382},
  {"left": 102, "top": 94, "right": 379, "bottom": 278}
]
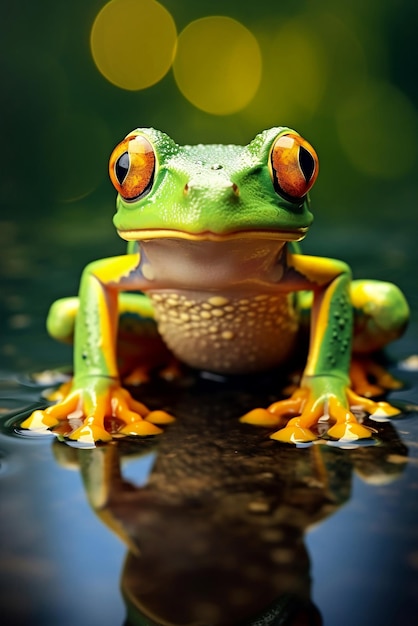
[
  {"left": 184, "top": 183, "right": 189, "bottom": 194},
  {"left": 232, "top": 182, "right": 239, "bottom": 196}
]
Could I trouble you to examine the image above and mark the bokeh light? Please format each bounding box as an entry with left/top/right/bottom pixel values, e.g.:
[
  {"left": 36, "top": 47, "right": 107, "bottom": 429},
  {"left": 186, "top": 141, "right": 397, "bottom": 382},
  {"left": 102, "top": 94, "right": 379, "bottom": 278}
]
[
  {"left": 90, "top": 0, "right": 177, "bottom": 90},
  {"left": 244, "top": 19, "right": 327, "bottom": 126},
  {"left": 173, "top": 16, "right": 262, "bottom": 115},
  {"left": 336, "top": 80, "right": 417, "bottom": 179}
]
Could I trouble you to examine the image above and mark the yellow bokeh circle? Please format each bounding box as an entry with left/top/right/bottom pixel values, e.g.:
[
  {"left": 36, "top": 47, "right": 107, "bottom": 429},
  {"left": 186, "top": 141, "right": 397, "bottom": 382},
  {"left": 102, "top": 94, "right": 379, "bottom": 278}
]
[
  {"left": 173, "top": 16, "right": 262, "bottom": 115},
  {"left": 90, "top": 0, "right": 177, "bottom": 90}
]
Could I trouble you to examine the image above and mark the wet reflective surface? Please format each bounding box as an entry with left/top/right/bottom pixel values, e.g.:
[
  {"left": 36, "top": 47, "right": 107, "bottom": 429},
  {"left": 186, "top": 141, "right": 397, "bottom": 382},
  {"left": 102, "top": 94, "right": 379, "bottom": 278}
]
[
  {"left": 1, "top": 361, "right": 418, "bottom": 626},
  {"left": 1, "top": 200, "right": 418, "bottom": 625}
]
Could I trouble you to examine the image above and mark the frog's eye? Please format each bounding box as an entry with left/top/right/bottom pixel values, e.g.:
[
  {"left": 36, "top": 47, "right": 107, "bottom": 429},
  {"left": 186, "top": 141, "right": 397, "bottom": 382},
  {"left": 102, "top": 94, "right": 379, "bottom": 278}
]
[
  {"left": 270, "top": 133, "right": 318, "bottom": 202},
  {"left": 109, "top": 134, "right": 156, "bottom": 200}
]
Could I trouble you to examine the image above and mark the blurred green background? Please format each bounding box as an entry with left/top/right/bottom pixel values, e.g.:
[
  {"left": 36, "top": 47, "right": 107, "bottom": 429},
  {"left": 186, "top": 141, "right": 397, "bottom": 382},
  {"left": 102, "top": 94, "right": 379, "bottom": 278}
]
[{"left": 1, "top": 0, "right": 417, "bottom": 373}]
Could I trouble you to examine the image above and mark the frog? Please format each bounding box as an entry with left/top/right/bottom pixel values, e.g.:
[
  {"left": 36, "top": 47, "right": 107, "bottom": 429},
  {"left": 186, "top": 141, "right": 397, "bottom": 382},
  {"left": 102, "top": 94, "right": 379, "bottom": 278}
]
[{"left": 22, "top": 127, "right": 409, "bottom": 445}]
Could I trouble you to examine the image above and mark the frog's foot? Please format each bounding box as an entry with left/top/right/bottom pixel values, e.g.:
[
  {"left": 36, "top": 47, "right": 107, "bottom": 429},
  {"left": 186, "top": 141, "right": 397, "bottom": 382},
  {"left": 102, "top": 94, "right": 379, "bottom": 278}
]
[
  {"left": 241, "top": 389, "right": 306, "bottom": 429},
  {"left": 21, "top": 381, "right": 175, "bottom": 443},
  {"left": 345, "top": 388, "right": 401, "bottom": 421},
  {"left": 123, "top": 366, "right": 151, "bottom": 386},
  {"left": 123, "top": 358, "right": 182, "bottom": 386},
  {"left": 241, "top": 382, "right": 401, "bottom": 444},
  {"left": 269, "top": 388, "right": 374, "bottom": 444},
  {"left": 350, "top": 357, "right": 403, "bottom": 398},
  {"left": 159, "top": 359, "right": 183, "bottom": 381},
  {"left": 241, "top": 389, "right": 320, "bottom": 442},
  {"left": 21, "top": 392, "right": 115, "bottom": 443},
  {"left": 118, "top": 404, "right": 175, "bottom": 436}
]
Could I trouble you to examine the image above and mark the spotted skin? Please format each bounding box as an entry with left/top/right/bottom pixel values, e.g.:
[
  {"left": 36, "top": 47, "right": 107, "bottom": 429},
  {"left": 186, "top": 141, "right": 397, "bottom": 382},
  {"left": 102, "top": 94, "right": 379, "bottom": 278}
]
[{"left": 149, "top": 291, "right": 299, "bottom": 373}]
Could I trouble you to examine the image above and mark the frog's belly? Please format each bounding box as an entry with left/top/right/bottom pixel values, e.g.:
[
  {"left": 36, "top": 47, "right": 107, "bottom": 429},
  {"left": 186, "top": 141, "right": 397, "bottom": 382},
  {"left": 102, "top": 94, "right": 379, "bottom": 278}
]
[{"left": 149, "top": 291, "right": 299, "bottom": 374}]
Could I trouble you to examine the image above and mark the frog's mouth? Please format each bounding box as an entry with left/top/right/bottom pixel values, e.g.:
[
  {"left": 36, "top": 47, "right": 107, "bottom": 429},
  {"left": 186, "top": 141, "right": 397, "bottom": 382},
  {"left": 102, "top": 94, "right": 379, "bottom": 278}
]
[{"left": 117, "top": 227, "right": 307, "bottom": 243}]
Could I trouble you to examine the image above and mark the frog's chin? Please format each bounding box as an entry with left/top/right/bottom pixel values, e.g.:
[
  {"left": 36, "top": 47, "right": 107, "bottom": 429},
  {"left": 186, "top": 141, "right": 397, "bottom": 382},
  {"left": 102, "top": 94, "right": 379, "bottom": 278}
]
[{"left": 117, "top": 227, "right": 307, "bottom": 243}]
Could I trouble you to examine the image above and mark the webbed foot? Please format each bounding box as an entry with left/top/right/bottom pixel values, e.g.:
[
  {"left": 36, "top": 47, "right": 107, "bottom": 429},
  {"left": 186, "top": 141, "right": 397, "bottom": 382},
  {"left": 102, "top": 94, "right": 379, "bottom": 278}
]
[
  {"left": 123, "top": 359, "right": 182, "bottom": 386},
  {"left": 21, "top": 377, "right": 175, "bottom": 443},
  {"left": 241, "top": 376, "right": 401, "bottom": 444},
  {"left": 350, "top": 357, "right": 403, "bottom": 397}
]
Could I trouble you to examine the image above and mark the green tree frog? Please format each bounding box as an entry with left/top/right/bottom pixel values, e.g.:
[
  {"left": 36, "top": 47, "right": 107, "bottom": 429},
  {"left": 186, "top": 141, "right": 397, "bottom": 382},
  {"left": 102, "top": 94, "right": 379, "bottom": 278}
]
[{"left": 22, "top": 127, "right": 409, "bottom": 444}]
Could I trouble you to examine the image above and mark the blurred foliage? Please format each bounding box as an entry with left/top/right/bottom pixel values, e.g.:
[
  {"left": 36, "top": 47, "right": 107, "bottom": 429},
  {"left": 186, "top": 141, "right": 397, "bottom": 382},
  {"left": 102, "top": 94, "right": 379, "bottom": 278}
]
[{"left": 0, "top": 0, "right": 417, "bottom": 370}]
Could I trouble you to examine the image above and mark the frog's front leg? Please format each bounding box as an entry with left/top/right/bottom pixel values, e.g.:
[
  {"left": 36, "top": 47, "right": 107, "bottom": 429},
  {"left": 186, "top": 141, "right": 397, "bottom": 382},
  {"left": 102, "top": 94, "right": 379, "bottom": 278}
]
[
  {"left": 43, "top": 292, "right": 171, "bottom": 388},
  {"left": 243, "top": 255, "right": 400, "bottom": 444},
  {"left": 296, "top": 279, "right": 409, "bottom": 397},
  {"left": 22, "top": 253, "right": 174, "bottom": 443}
]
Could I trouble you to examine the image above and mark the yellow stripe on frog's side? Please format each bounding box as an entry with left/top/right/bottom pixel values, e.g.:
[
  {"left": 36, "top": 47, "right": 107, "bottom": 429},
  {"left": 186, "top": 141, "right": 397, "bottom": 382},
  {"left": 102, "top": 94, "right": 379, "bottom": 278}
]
[
  {"left": 304, "top": 276, "right": 340, "bottom": 377},
  {"left": 87, "top": 273, "right": 119, "bottom": 378},
  {"left": 289, "top": 254, "right": 349, "bottom": 287},
  {"left": 91, "top": 256, "right": 151, "bottom": 377},
  {"left": 92, "top": 253, "right": 141, "bottom": 286},
  {"left": 74, "top": 254, "right": 140, "bottom": 380},
  {"left": 290, "top": 254, "right": 352, "bottom": 379}
]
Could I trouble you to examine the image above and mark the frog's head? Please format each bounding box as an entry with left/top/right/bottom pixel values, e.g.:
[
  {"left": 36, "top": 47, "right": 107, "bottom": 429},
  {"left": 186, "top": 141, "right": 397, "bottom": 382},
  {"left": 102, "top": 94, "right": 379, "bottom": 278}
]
[{"left": 110, "top": 127, "right": 318, "bottom": 244}]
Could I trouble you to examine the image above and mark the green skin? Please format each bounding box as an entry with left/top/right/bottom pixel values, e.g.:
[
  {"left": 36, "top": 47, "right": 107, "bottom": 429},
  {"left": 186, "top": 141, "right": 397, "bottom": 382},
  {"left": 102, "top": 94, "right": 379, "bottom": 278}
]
[{"left": 22, "top": 127, "right": 409, "bottom": 444}]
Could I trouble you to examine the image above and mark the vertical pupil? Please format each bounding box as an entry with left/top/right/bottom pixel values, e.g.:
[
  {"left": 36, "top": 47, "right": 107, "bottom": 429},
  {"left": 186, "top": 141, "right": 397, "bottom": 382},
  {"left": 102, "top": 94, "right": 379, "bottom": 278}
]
[
  {"left": 298, "top": 146, "right": 315, "bottom": 182},
  {"left": 115, "top": 151, "right": 130, "bottom": 184}
]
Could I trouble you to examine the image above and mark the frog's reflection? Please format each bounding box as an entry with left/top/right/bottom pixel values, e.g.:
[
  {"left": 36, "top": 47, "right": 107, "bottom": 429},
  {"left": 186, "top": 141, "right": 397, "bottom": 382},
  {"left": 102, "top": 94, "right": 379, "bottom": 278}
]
[{"left": 52, "top": 378, "right": 408, "bottom": 626}]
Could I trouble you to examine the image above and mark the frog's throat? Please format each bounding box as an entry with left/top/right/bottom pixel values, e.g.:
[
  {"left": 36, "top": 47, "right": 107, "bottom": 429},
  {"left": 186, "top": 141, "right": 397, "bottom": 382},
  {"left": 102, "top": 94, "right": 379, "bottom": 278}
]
[{"left": 118, "top": 228, "right": 308, "bottom": 243}]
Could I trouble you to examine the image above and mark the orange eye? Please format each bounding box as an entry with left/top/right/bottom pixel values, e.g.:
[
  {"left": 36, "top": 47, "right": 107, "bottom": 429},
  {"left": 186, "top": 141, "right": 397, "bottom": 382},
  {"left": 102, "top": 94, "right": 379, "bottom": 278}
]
[
  {"left": 109, "top": 134, "right": 156, "bottom": 200},
  {"left": 270, "top": 133, "right": 318, "bottom": 202}
]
